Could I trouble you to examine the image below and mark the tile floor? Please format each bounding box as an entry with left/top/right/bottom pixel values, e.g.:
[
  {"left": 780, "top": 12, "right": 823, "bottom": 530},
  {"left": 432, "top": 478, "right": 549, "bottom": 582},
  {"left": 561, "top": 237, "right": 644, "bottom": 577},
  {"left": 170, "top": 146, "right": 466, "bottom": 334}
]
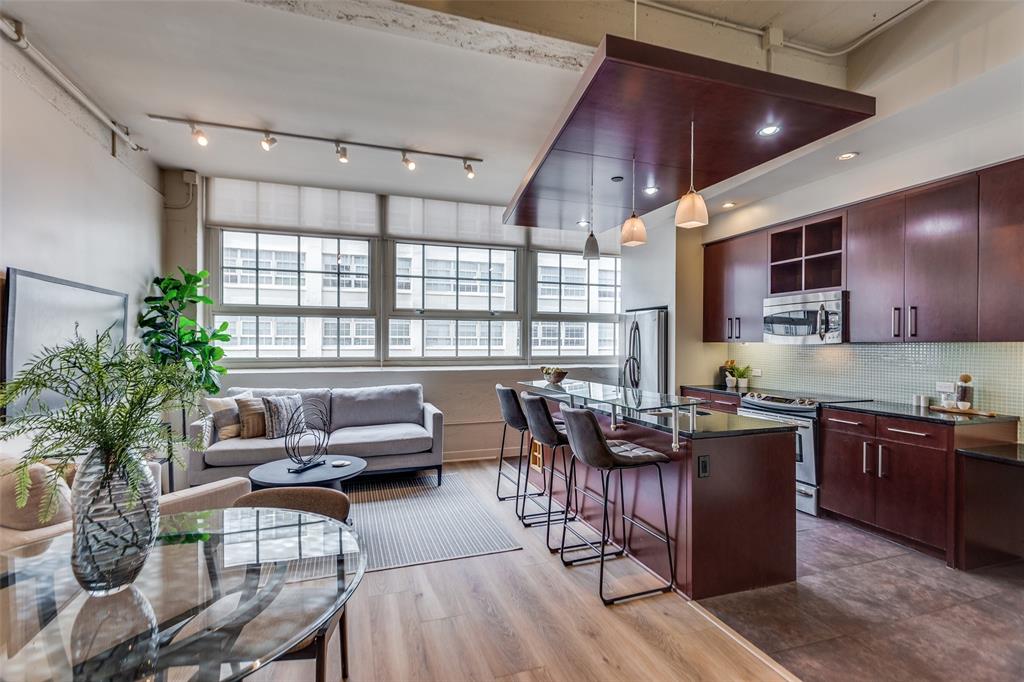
[{"left": 699, "top": 513, "right": 1024, "bottom": 681}]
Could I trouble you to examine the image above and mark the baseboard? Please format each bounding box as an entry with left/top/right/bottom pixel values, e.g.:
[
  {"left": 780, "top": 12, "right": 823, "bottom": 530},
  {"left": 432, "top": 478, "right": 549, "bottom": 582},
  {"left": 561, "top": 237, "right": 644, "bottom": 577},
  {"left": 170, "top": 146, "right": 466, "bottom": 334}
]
[{"left": 443, "top": 446, "right": 522, "bottom": 462}]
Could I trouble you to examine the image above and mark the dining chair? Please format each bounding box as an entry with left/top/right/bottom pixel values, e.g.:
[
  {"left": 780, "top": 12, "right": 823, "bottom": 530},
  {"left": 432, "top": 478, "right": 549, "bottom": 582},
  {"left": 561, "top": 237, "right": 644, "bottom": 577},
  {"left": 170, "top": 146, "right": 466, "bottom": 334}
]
[{"left": 232, "top": 487, "right": 352, "bottom": 681}]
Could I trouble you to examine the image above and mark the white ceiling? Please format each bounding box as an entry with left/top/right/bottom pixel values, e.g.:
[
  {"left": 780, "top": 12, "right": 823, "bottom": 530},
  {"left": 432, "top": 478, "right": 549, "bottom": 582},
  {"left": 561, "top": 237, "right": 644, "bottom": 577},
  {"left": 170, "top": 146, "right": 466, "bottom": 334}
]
[
  {"left": 2, "top": 0, "right": 580, "bottom": 207},
  {"left": 656, "top": 0, "right": 920, "bottom": 50}
]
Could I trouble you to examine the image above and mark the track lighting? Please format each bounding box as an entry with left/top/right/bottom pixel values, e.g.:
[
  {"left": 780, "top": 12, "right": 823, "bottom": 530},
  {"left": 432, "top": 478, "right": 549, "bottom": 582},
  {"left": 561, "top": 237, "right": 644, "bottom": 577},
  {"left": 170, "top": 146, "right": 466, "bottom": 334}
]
[
  {"left": 260, "top": 132, "right": 277, "bottom": 151},
  {"left": 336, "top": 143, "right": 349, "bottom": 163},
  {"left": 190, "top": 123, "right": 208, "bottom": 147},
  {"left": 464, "top": 160, "right": 475, "bottom": 179},
  {"left": 402, "top": 152, "right": 416, "bottom": 171}
]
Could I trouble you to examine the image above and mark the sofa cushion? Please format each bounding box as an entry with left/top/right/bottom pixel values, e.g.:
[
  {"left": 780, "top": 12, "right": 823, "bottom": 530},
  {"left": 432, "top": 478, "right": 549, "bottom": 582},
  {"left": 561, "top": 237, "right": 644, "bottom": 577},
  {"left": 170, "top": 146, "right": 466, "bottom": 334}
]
[
  {"left": 228, "top": 388, "right": 331, "bottom": 431},
  {"left": 203, "top": 430, "right": 328, "bottom": 467},
  {"left": 330, "top": 384, "right": 423, "bottom": 430},
  {"left": 327, "top": 423, "right": 432, "bottom": 457}
]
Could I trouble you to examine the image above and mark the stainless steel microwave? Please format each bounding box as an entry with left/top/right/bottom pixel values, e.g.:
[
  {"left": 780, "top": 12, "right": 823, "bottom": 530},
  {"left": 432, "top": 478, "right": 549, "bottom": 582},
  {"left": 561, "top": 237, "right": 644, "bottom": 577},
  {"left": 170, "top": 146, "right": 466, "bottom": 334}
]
[{"left": 763, "top": 291, "right": 846, "bottom": 344}]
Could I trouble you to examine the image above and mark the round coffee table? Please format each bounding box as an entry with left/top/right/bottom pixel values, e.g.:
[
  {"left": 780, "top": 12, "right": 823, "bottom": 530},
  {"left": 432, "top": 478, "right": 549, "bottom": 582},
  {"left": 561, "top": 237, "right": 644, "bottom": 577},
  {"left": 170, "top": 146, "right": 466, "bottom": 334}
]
[{"left": 249, "top": 455, "right": 367, "bottom": 490}]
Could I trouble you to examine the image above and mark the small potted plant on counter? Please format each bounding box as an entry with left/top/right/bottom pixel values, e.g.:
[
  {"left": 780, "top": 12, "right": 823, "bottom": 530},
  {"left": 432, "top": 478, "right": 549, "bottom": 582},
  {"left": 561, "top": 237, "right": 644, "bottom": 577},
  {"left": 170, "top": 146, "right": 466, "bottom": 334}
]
[
  {"left": 723, "top": 360, "right": 737, "bottom": 388},
  {"left": 730, "top": 364, "right": 753, "bottom": 391}
]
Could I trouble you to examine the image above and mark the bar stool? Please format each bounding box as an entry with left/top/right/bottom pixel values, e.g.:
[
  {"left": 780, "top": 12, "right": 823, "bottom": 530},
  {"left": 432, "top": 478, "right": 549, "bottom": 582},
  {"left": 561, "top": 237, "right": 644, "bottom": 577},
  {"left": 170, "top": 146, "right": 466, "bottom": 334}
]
[
  {"left": 494, "top": 384, "right": 544, "bottom": 504},
  {"left": 558, "top": 406, "right": 676, "bottom": 605},
  {"left": 520, "top": 393, "right": 579, "bottom": 546}
]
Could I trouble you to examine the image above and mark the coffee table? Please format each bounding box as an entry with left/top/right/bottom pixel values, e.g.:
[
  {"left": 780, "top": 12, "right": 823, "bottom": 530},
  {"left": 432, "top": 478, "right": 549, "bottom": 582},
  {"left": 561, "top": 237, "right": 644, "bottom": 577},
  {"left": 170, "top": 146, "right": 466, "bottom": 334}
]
[{"left": 249, "top": 455, "right": 367, "bottom": 490}]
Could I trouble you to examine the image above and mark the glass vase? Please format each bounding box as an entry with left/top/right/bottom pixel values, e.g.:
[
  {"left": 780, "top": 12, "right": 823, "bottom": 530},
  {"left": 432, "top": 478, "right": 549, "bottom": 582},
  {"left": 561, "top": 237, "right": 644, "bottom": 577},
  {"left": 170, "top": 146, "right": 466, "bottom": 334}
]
[{"left": 71, "top": 449, "right": 159, "bottom": 595}]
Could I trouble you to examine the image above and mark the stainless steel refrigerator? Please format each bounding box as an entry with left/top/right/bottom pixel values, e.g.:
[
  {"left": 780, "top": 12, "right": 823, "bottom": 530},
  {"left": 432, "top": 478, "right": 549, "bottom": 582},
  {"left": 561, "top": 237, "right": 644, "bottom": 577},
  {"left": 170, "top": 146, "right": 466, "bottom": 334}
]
[{"left": 620, "top": 306, "right": 668, "bottom": 393}]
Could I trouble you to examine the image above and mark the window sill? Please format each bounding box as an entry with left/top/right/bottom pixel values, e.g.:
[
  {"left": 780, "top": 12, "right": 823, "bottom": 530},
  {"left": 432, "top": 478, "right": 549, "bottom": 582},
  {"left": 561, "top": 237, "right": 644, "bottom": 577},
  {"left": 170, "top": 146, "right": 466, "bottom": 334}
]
[{"left": 226, "top": 363, "right": 618, "bottom": 374}]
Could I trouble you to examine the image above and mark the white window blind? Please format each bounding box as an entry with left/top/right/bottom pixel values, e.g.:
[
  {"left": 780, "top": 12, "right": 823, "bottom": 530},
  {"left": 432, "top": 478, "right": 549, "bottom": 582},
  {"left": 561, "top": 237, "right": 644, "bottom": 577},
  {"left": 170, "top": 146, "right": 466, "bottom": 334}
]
[{"left": 387, "top": 196, "right": 527, "bottom": 246}]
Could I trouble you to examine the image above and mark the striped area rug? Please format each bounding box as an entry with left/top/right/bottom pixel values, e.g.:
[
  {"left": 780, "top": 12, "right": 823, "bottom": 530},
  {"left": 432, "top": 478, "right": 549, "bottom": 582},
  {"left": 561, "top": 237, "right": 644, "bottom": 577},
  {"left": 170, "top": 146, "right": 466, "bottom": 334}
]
[{"left": 345, "top": 472, "right": 522, "bottom": 572}]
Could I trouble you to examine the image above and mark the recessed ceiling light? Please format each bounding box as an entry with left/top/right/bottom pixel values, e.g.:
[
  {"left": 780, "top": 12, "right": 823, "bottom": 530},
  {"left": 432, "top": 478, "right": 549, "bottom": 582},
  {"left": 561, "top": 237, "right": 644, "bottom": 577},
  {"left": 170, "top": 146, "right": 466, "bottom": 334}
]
[
  {"left": 643, "top": 186, "right": 659, "bottom": 196},
  {"left": 722, "top": 202, "right": 736, "bottom": 209},
  {"left": 757, "top": 124, "right": 782, "bottom": 137},
  {"left": 836, "top": 152, "right": 859, "bottom": 161},
  {"left": 577, "top": 219, "right": 590, "bottom": 228},
  {"left": 610, "top": 175, "right": 624, "bottom": 183}
]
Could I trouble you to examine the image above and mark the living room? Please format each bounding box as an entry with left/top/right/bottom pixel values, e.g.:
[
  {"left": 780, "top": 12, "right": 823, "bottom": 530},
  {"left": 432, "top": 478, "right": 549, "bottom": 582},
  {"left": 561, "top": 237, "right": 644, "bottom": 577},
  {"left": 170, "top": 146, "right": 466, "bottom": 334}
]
[{"left": 3, "top": 2, "right": 1024, "bottom": 681}]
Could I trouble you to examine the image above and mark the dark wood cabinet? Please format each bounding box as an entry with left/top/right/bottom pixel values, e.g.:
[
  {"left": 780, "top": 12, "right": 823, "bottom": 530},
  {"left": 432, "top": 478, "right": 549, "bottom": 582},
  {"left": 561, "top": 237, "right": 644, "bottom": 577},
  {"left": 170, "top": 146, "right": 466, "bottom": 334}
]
[
  {"left": 904, "top": 175, "right": 979, "bottom": 342},
  {"left": 702, "top": 230, "right": 767, "bottom": 342},
  {"left": 820, "top": 428, "right": 875, "bottom": 523},
  {"left": 978, "top": 158, "right": 1024, "bottom": 341},
  {"left": 874, "top": 439, "right": 947, "bottom": 549},
  {"left": 847, "top": 195, "right": 906, "bottom": 342}
]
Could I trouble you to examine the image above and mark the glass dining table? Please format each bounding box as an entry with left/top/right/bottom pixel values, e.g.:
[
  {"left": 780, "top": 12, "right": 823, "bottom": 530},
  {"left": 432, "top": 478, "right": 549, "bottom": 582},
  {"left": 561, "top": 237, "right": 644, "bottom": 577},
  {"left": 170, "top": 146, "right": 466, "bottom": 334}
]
[
  {"left": 0, "top": 507, "right": 365, "bottom": 682},
  {"left": 519, "top": 379, "right": 708, "bottom": 451}
]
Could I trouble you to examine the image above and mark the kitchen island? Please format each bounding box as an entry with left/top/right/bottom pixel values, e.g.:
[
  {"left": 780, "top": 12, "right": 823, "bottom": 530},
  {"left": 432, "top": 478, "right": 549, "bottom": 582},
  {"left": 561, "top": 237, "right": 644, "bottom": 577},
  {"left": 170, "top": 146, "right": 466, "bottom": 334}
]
[{"left": 520, "top": 379, "right": 798, "bottom": 599}]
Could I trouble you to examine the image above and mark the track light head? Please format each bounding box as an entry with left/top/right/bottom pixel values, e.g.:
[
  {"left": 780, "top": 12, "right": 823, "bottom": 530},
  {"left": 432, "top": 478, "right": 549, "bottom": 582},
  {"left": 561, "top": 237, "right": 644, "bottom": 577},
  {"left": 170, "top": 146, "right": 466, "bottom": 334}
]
[
  {"left": 260, "top": 132, "right": 277, "bottom": 151},
  {"left": 336, "top": 143, "right": 349, "bottom": 164},
  {"left": 464, "top": 160, "right": 475, "bottom": 179},
  {"left": 402, "top": 152, "right": 416, "bottom": 171},
  {"left": 190, "top": 123, "right": 208, "bottom": 147}
]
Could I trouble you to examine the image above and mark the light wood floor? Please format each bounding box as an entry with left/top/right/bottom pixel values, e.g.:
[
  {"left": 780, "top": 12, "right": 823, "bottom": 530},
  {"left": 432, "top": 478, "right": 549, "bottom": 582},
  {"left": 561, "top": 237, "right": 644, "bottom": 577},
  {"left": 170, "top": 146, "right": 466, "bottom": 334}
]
[{"left": 252, "top": 460, "right": 795, "bottom": 681}]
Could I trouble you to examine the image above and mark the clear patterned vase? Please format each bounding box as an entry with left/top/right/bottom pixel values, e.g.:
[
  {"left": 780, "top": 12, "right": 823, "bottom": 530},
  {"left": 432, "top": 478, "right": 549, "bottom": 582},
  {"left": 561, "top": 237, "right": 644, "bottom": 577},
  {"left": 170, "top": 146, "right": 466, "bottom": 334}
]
[{"left": 70, "top": 449, "right": 159, "bottom": 595}]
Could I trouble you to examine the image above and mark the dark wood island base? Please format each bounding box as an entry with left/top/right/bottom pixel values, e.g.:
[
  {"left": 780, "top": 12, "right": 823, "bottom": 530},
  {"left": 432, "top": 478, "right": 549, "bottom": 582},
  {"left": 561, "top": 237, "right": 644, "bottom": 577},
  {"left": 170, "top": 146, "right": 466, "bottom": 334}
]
[{"left": 539, "top": 402, "right": 797, "bottom": 600}]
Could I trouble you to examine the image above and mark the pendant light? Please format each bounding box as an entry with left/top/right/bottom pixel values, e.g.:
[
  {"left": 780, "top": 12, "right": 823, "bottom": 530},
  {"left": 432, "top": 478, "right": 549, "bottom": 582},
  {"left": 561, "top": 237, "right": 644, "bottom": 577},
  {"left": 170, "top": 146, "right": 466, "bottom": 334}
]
[
  {"left": 583, "top": 155, "right": 600, "bottom": 260},
  {"left": 675, "top": 119, "right": 709, "bottom": 229},
  {"left": 621, "top": 157, "right": 647, "bottom": 247}
]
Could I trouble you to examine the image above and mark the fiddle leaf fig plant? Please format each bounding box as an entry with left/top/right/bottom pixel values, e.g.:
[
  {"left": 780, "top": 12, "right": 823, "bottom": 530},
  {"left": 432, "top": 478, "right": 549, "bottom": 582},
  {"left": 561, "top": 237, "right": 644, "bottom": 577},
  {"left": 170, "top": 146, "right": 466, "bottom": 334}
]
[{"left": 137, "top": 268, "right": 231, "bottom": 395}]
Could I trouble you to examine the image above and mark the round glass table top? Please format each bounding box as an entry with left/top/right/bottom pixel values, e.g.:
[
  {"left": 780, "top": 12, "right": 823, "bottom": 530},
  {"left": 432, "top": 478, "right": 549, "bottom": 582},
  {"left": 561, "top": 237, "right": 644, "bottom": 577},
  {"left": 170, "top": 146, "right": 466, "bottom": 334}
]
[{"left": 0, "top": 507, "right": 366, "bottom": 682}]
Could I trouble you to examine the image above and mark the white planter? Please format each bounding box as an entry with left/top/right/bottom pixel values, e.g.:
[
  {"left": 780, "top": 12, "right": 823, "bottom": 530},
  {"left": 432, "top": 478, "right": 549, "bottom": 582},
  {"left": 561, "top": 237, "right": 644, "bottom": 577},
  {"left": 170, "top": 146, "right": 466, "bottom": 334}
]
[
  {"left": 737, "top": 378, "right": 749, "bottom": 391},
  {"left": 725, "top": 376, "right": 737, "bottom": 388}
]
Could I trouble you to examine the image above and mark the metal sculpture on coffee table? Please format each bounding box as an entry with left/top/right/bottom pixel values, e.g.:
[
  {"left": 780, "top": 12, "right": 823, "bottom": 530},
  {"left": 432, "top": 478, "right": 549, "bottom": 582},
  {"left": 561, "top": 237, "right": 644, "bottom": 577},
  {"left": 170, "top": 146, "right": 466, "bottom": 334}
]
[{"left": 284, "top": 400, "right": 330, "bottom": 473}]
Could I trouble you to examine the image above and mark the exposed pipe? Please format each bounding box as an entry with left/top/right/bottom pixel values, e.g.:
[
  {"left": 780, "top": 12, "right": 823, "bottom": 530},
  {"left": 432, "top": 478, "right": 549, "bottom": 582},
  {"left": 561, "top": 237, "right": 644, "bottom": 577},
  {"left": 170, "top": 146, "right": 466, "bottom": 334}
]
[
  {"left": 1, "top": 14, "right": 143, "bottom": 151},
  {"left": 636, "top": 0, "right": 931, "bottom": 59}
]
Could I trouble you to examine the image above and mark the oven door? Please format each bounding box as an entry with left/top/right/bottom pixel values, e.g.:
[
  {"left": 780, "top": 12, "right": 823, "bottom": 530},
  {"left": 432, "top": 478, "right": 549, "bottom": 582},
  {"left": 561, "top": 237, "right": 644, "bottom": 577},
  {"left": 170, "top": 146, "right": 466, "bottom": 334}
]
[{"left": 763, "top": 293, "right": 845, "bottom": 344}]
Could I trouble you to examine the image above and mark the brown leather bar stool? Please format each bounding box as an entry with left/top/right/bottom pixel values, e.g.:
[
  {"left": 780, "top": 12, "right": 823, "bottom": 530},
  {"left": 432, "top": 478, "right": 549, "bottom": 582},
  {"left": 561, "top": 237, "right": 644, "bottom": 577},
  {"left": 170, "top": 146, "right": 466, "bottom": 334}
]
[
  {"left": 494, "top": 384, "right": 544, "bottom": 504},
  {"left": 559, "top": 406, "right": 676, "bottom": 605},
  {"left": 520, "top": 393, "right": 579, "bottom": 545}
]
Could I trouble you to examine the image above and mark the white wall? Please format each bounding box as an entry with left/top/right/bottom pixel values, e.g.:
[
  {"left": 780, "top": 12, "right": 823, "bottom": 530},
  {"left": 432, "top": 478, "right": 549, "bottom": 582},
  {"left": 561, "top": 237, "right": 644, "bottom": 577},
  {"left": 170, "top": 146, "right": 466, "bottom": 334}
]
[
  {"left": 0, "top": 42, "right": 164, "bottom": 458},
  {"left": 0, "top": 42, "right": 163, "bottom": 335}
]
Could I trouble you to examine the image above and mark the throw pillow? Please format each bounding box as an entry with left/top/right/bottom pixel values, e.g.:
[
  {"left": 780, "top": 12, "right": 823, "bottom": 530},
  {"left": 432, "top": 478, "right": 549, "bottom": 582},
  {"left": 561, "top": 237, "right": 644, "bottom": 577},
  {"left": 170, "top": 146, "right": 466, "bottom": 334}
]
[
  {"left": 236, "top": 397, "right": 268, "bottom": 439},
  {"left": 204, "top": 391, "right": 252, "bottom": 440},
  {"left": 263, "top": 394, "right": 306, "bottom": 439},
  {"left": 0, "top": 461, "right": 72, "bottom": 531}
]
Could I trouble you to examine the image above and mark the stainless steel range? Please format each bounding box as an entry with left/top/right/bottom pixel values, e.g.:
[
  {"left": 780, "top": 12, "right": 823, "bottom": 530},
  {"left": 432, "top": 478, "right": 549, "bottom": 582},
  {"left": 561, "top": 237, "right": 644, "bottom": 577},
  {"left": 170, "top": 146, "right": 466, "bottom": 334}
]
[{"left": 737, "top": 389, "right": 870, "bottom": 516}]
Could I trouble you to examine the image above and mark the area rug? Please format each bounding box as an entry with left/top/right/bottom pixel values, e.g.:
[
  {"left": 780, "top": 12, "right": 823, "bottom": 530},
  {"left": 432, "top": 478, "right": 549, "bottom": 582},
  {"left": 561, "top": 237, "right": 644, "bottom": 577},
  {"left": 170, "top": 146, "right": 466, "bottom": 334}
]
[{"left": 345, "top": 472, "right": 522, "bottom": 572}]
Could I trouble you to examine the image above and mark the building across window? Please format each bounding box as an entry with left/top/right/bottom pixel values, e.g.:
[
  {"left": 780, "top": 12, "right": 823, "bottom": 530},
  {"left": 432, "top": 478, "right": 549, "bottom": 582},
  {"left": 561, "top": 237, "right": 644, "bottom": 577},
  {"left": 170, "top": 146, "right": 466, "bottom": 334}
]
[
  {"left": 395, "top": 243, "right": 515, "bottom": 312},
  {"left": 215, "top": 315, "right": 376, "bottom": 359},
  {"left": 536, "top": 252, "right": 620, "bottom": 315},
  {"left": 530, "top": 321, "right": 619, "bottom": 357},
  {"left": 389, "top": 319, "right": 520, "bottom": 358}
]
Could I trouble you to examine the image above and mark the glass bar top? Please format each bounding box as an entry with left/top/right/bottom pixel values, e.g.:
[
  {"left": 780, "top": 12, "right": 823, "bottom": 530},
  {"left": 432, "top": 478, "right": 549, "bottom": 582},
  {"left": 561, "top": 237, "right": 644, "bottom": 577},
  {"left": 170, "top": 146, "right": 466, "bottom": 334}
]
[{"left": 519, "top": 379, "right": 707, "bottom": 412}]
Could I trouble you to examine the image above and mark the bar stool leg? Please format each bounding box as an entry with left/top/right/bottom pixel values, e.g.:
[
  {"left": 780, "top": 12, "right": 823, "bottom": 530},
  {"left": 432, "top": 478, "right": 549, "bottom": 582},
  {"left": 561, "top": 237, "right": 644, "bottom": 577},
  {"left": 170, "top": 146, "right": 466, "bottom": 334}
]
[
  {"left": 495, "top": 423, "right": 511, "bottom": 500},
  {"left": 544, "top": 445, "right": 577, "bottom": 552}
]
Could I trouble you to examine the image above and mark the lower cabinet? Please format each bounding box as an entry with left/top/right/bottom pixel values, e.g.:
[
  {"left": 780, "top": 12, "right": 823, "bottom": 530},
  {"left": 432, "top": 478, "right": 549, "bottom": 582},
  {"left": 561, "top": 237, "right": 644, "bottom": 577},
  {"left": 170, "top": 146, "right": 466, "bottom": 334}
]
[
  {"left": 874, "top": 439, "right": 946, "bottom": 549},
  {"left": 820, "top": 423, "right": 947, "bottom": 551}
]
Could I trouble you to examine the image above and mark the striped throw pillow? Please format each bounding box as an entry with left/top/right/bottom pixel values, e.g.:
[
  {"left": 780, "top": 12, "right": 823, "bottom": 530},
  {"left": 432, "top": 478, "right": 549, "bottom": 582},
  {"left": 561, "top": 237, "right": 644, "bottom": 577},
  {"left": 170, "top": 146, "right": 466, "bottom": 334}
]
[{"left": 263, "top": 394, "right": 306, "bottom": 439}]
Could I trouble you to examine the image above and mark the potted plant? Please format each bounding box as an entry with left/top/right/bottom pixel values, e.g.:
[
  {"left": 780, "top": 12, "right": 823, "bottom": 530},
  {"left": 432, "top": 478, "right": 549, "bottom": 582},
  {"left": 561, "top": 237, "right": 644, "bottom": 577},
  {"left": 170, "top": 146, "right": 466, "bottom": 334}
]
[
  {"left": 137, "top": 268, "right": 230, "bottom": 489},
  {"left": 0, "top": 330, "right": 203, "bottom": 595},
  {"left": 730, "top": 364, "right": 753, "bottom": 391},
  {"left": 723, "top": 360, "right": 737, "bottom": 388}
]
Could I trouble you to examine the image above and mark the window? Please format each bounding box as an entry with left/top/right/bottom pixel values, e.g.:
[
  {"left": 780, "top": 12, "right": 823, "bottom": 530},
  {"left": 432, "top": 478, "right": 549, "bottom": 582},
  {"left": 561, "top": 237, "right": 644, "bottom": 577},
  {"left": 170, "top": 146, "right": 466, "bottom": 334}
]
[
  {"left": 215, "top": 315, "right": 376, "bottom": 359},
  {"left": 530, "top": 321, "right": 619, "bottom": 357},
  {"left": 535, "top": 253, "right": 620, "bottom": 314},
  {"left": 394, "top": 243, "right": 515, "bottom": 312},
  {"left": 389, "top": 319, "right": 521, "bottom": 358}
]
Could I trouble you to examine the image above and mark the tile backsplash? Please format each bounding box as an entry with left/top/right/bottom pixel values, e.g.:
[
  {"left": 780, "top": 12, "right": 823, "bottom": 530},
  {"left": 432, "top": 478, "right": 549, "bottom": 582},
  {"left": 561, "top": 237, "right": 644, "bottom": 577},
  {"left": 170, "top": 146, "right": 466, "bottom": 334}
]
[{"left": 726, "top": 342, "right": 1024, "bottom": 439}]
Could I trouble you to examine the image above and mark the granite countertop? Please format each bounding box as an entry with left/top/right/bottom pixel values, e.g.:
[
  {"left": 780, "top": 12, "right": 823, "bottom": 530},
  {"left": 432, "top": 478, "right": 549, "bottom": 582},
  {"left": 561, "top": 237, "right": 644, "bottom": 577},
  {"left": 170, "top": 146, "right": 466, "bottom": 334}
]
[
  {"left": 621, "top": 407, "right": 798, "bottom": 440},
  {"left": 821, "top": 400, "right": 1020, "bottom": 426},
  {"left": 956, "top": 443, "right": 1024, "bottom": 467}
]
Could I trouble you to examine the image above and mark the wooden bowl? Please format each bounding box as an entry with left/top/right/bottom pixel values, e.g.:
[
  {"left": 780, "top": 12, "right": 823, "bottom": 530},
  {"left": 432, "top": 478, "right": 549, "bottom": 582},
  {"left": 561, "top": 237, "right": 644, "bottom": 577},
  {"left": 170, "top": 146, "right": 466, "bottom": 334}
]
[{"left": 544, "top": 370, "right": 568, "bottom": 384}]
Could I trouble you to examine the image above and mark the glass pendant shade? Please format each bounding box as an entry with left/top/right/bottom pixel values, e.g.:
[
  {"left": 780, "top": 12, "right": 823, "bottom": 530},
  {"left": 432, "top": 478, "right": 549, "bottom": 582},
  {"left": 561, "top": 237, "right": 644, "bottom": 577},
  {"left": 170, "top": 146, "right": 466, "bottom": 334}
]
[
  {"left": 675, "top": 189, "right": 709, "bottom": 229},
  {"left": 620, "top": 213, "right": 648, "bottom": 247},
  {"left": 583, "top": 230, "right": 600, "bottom": 260}
]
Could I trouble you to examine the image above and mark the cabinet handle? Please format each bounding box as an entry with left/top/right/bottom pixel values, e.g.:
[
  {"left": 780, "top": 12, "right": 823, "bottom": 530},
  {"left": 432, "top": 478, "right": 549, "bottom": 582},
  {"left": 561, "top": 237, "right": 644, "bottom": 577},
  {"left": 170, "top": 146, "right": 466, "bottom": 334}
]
[
  {"left": 713, "top": 400, "right": 735, "bottom": 406},
  {"left": 736, "top": 317, "right": 741, "bottom": 339},
  {"left": 886, "top": 427, "right": 929, "bottom": 438},
  {"left": 892, "top": 307, "right": 901, "bottom": 338},
  {"left": 877, "top": 444, "right": 885, "bottom": 479},
  {"left": 909, "top": 306, "right": 918, "bottom": 337},
  {"left": 727, "top": 317, "right": 733, "bottom": 339},
  {"left": 862, "top": 441, "right": 870, "bottom": 474},
  {"left": 829, "top": 417, "right": 863, "bottom": 426}
]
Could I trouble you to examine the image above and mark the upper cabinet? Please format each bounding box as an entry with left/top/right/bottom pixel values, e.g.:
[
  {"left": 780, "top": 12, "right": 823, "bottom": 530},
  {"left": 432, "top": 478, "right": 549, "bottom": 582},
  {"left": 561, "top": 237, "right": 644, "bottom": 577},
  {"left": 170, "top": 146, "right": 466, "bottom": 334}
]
[
  {"left": 768, "top": 213, "right": 845, "bottom": 295},
  {"left": 978, "top": 158, "right": 1024, "bottom": 341},
  {"left": 903, "top": 176, "right": 979, "bottom": 342},
  {"left": 847, "top": 194, "right": 906, "bottom": 342},
  {"left": 703, "top": 230, "right": 767, "bottom": 342}
]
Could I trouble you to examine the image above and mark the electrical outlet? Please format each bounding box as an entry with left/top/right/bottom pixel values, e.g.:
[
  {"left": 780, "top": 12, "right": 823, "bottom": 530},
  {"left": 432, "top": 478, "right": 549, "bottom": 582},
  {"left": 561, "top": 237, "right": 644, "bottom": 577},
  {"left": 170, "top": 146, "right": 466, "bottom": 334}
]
[
  {"left": 752, "top": 368, "right": 762, "bottom": 377},
  {"left": 935, "top": 381, "right": 955, "bottom": 394}
]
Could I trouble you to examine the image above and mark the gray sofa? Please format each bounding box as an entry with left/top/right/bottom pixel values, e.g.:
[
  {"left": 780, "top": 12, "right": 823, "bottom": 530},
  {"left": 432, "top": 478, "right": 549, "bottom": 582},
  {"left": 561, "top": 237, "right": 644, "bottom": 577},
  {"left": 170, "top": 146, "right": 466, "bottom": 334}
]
[{"left": 187, "top": 384, "right": 443, "bottom": 487}]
